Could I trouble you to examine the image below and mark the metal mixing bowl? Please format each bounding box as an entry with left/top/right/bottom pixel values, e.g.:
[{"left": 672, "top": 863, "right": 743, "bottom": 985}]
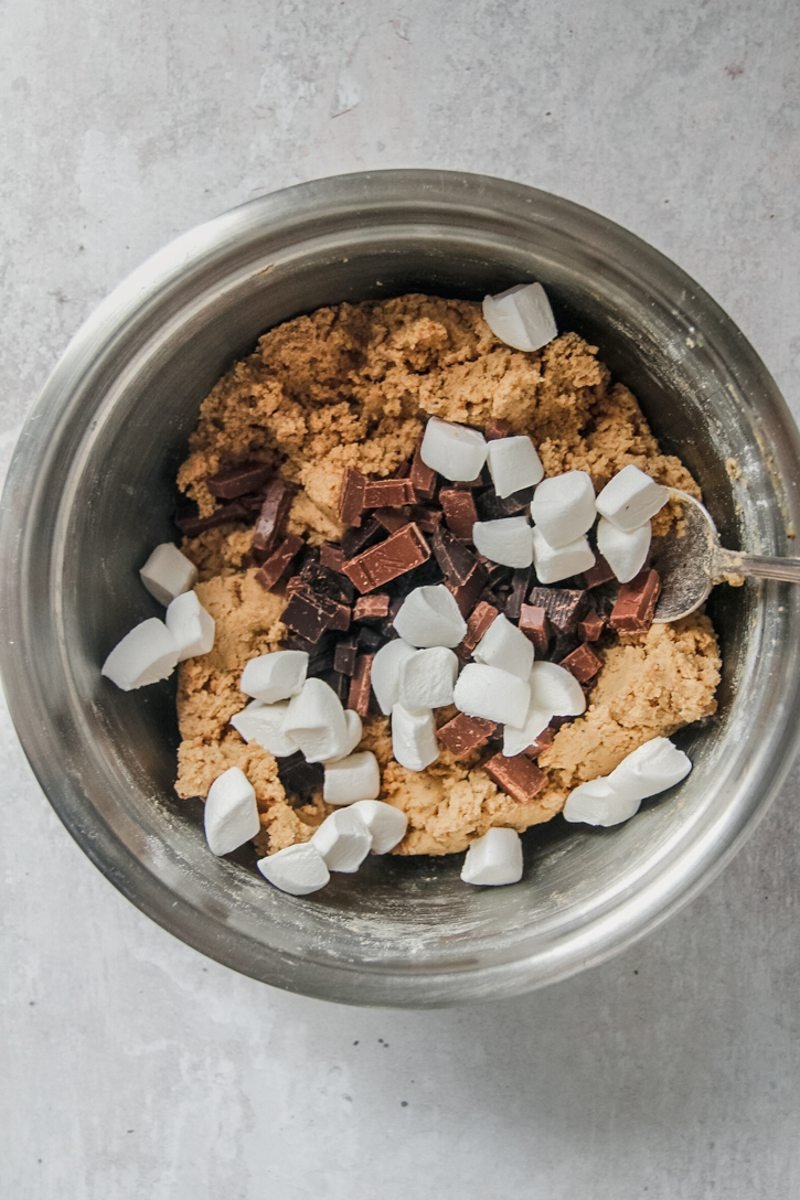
[{"left": 2, "top": 170, "right": 799, "bottom": 1006}]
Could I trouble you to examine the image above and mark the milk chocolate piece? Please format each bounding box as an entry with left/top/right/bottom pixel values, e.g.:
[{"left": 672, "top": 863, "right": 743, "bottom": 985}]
[
  {"left": 341, "top": 517, "right": 383, "bottom": 559},
  {"left": 518, "top": 604, "right": 550, "bottom": 654},
  {"left": 582, "top": 556, "right": 616, "bottom": 589},
  {"left": 408, "top": 505, "right": 443, "bottom": 534},
  {"left": 559, "top": 642, "right": 603, "bottom": 683},
  {"left": 319, "top": 543, "right": 345, "bottom": 572},
  {"left": 506, "top": 567, "right": 531, "bottom": 621},
  {"left": 409, "top": 442, "right": 437, "bottom": 500},
  {"left": 523, "top": 726, "right": 555, "bottom": 761},
  {"left": 444, "top": 560, "right": 488, "bottom": 616},
  {"left": 527, "top": 587, "right": 587, "bottom": 636},
  {"left": 277, "top": 751, "right": 323, "bottom": 804},
  {"left": 437, "top": 713, "right": 497, "bottom": 758},
  {"left": 255, "top": 533, "right": 304, "bottom": 590},
  {"left": 353, "top": 594, "right": 391, "bottom": 621},
  {"left": 484, "top": 752, "right": 546, "bottom": 803},
  {"left": 282, "top": 589, "right": 351, "bottom": 644},
  {"left": 362, "top": 478, "right": 415, "bottom": 509},
  {"left": 374, "top": 508, "right": 409, "bottom": 534},
  {"left": 462, "top": 600, "right": 500, "bottom": 654},
  {"left": 175, "top": 501, "right": 248, "bottom": 535},
  {"left": 253, "top": 479, "right": 292, "bottom": 557},
  {"left": 432, "top": 525, "right": 477, "bottom": 585},
  {"left": 333, "top": 639, "right": 359, "bottom": 676},
  {"left": 440, "top": 488, "right": 478, "bottom": 540},
  {"left": 207, "top": 461, "right": 273, "bottom": 499},
  {"left": 578, "top": 610, "right": 606, "bottom": 642},
  {"left": 338, "top": 468, "right": 367, "bottom": 527},
  {"left": 348, "top": 653, "right": 374, "bottom": 717},
  {"left": 484, "top": 418, "right": 513, "bottom": 441},
  {"left": 342, "top": 523, "right": 431, "bottom": 593},
  {"left": 609, "top": 569, "right": 661, "bottom": 632}
]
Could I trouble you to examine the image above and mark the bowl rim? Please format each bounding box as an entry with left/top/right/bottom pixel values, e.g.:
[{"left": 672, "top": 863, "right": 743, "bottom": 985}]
[{"left": 3, "top": 168, "right": 800, "bottom": 1006}]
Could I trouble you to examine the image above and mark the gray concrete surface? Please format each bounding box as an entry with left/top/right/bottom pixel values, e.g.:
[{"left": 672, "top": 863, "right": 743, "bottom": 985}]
[{"left": 1, "top": 1, "right": 798, "bottom": 1196}]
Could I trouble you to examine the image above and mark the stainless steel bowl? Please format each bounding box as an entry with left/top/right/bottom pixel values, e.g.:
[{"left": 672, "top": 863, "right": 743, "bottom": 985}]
[{"left": 2, "top": 170, "right": 799, "bottom": 1007}]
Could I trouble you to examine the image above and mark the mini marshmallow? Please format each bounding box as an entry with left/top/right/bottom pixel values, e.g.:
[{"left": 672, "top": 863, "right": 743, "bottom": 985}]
[
  {"left": 230, "top": 700, "right": 299, "bottom": 758},
  {"left": 350, "top": 800, "right": 409, "bottom": 854},
  {"left": 595, "top": 464, "right": 668, "bottom": 531},
  {"left": 461, "top": 827, "right": 524, "bottom": 886},
  {"left": 531, "top": 526, "right": 595, "bottom": 584},
  {"left": 562, "top": 778, "right": 640, "bottom": 827},
  {"left": 597, "top": 517, "right": 651, "bottom": 583},
  {"left": 241, "top": 650, "right": 308, "bottom": 703},
  {"left": 139, "top": 542, "right": 197, "bottom": 606},
  {"left": 472, "top": 516, "right": 534, "bottom": 568},
  {"left": 530, "top": 471, "right": 596, "bottom": 547},
  {"left": 453, "top": 664, "right": 531, "bottom": 727},
  {"left": 257, "top": 843, "right": 330, "bottom": 896},
  {"left": 323, "top": 751, "right": 381, "bottom": 806},
  {"left": 101, "top": 618, "right": 180, "bottom": 691},
  {"left": 391, "top": 705, "right": 440, "bottom": 772},
  {"left": 371, "top": 638, "right": 417, "bottom": 715},
  {"left": 420, "top": 416, "right": 488, "bottom": 482},
  {"left": 473, "top": 613, "right": 534, "bottom": 681},
  {"left": 326, "top": 709, "right": 363, "bottom": 762},
  {"left": 502, "top": 703, "right": 552, "bottom": 757},
  {"left": 165, "top": 590, "right": 215, "bottom": 661},
  {"left": 282, "top": 678, "right": 350, "bottom": 763},
  {"left": 398, "top": 646, "right": 459, "bottom": 709},
  {"left": 528, "top": 661, "right": 586, "bottom": 717},
  {"left": 482, "top": 282, "right": 558, "bottom": 353},
  {"left": 393, "top": 585, "right": 467, "bottom": 649},
  {"left": 311, "top": 807, "right": 372, "bottom": 872},
  {"left": 607, "top": 737, "right": 691, "bottom": 802},
  {"left": 486, "top": 435, "right": 544, "bottom": 498},
  {"left": 204, "top": 766, "right": 260, "bottom": 855}
]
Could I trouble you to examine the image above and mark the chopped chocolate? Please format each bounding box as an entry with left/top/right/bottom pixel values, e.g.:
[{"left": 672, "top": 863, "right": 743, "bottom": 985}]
[
  {"left": 578, "top": 609, "right": 606, "bottom": 642},
  {"left": 319, "top": 543, "right": 345, "bottom": 572},
  {"left": 321, "top": 669, "right": 350, "bottom": 705},
  {"left": 444, "top": 559, "right": 488, "bottom": 616},
  {"left": 277, "top": 752, "right": 324, "bottom": 805},
  {"left": 476, "top": 487, "right": 532, "bottom": 520},
  {"left": 484, "top": 752, "right": 546, "bottom": 803},
  {"left": 175, "top": 500, "right": 248, "bottom": 535},
  {"left": 451, "top": 471, "right": 486, "bottom": 490},
  {"left": 357, "top": 626, "right": 383, "bottom": 652},
  {"left": 462, "top": 600, "right": 500, "bottom": 654},
  {"left": 408, "top": 505, "right": 443, "bottom": 534},
  {"left": 609, "top": 569, "right": 661, "bottom": 633},
  {"left": 255, "top": 532, "right": 304, "bottom": 590},
  {"left": 484, "top": 418, "right": 513, "bottom": 441},
  {"left": 240, "top": 490, "right": 271, "bottom": 513},
  {"left": 374, "top": 508, "right": 409, "bottom": 534},
  {"left": 338, "top": 468, "right": 366, "bottom": 527},
  {"left": 523, "top": 726, "right": 555, "bottom": 760},
  {"left": 353, "top": 594, "right": 391, "bottom": 621},
  {"left": 362, "top": 478, "right": 415, "bottom": 509},
  {"left": 341, "top": 517, "right": 384, "bottom": 559},
  {"left": 518, "top": 604, "right": 550, "bottom": 654},
  {"left": 439, "top": 488, "right": 478, "bottom": 540},
  {"left": 527, "top": 586, "right": 587, "bottom": 636},
  {"left": 560, "top": 643, "right": 604, "bottom": 683},
  {"left": 348, "top": 653, "right": 374, "bottom": 717},
  {"left": 408, "top": 442, "right": 437, "bottom": 500},
  {"left": 207, "top": 461, "right": 273, "bottom": 500},
  {"left": 582, "top": 555, "right": 616, "bottom": 589},
  {"left": 333, "top": 639, "right": 359, "bottom": 676},
  {"left": 431, "top": 525, "right": 477, "bottom": 585},
  {"left": 252, "top": 479, "right": 292, "bottom": 558},
  {"left": 342, "top": 523, "right": 431, "bottom": 593},
  {"left": 506, "top": 567, "right": 531, "bottom": 621},
  {"left": 282, "top": 589, "right": 351, "bottom": 644},
  {"left": 437, "top": 712, "right": 497, "bottom": 758}
]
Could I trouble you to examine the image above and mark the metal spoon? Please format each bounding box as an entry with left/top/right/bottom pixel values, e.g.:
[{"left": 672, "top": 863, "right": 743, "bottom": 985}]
[{"left": 652, "top": 488, "right": 800, "bottom": 621}]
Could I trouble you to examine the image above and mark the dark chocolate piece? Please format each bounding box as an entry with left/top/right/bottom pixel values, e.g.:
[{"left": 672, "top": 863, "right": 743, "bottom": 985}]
[
  {"left": 342, "top": 523, "right": 431, "bottom": 593},
  {"left": 348, "top": 653, "right": 374, "bottom": 717},
  {"left": 175, "top": 501, "right": 248, "bottom": 535},
  {"left": 357, "top": 626, "right": 383, "bottom": 652},
  {"left": 362, "top": 478, "right": 415, "bottom": 510},
  {"left": 353, "top": 594, "right": 391, "bottom": 621},
  {"left": 277, "top": 752, "right": 324, "bottom": 805},
  {"left": 253, "top": 479, "right": 292, "bottom": 558},
  {"left": 444, "top": 560, "right": 488, "bottom": 616},
  {"left": 319, "top": 543, "right": 345, "bottom": 572},
  {"left": 484, "top": 752, "right": 546, "bottom": 803},
  {"left": 341, "top": 517, "right": 384, "bottom": 560},
  {"left": 408, "top": 505, "right": 443, "bottom": 534},
  {"left": 333, "top": 639, "right": 359, "bottom": 676},
  {"left": 476, "top": 488, "right": 532, "bottom": 520},
  {"left": 207, "top": 461, "right": 273, "bottom": 500},
  {"left": 506, "top": 567, "right": 531, "bottom": 621},
  {"left": 523, "top": 726, "right": 555, "bottom": 761},
  {"left": 437, "top": 713, "right": 497, "bottom": 758},
  {"left": 431, "top": 525, "right": 477, "bottom": 585},
  {"left": 255, "top": 533, "right": 304, "bottom": 590},
  {"left": 338, "top": 468, "right": 366, "bottom": 527},
  {"left": 484, "top": 418, "right": 513, "bottom": 441},
  {"left": 559, "top": 643, "right": 603, "bottom": 683},
  {"left": 373, "top": 508, "right": 409, "bottom": 534},
  {"left": 462, "top": 600, "right": 500, "bottom": 654},
  {"left": 282, "top": 589, "right": 350, "bottom": 644},
  {"left": 518, "top": 604, "right": 551, "bottom": 654},
  {"left": 577, "top": 610, "right": 606, "bottom": 642},
  {"left": 609, "top": 569, "right": 661, "bottom": 632},
  {"left": 408, "top": 442, "right": 437, "bottom": 500},
  {"left": 582, "top": 556, "right": 616, "bottom": 589},
  {"left": 439, "top": 488, "right": 478, "bottom": 540},
  {"left": 527, "top": 587, "right": 587, "bottom": 636}
]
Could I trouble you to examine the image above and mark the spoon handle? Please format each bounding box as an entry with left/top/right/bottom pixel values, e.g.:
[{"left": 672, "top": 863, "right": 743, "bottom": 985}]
[{"left": 715, "top": 546, "right": 800, "bottom": 585}]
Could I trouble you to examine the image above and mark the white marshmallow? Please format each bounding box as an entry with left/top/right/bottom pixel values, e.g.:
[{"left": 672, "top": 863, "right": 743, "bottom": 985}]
[
  {"left": 607, "top": 737, "right": 691, "bottom": 802},
  {"left": 595, "top": 464, "right": 668, "bottom": 531},
  {"left": 393, "top": 585, "right": 467, "bottom": 649},
  {"left": 473, "top": 613, "right": 534, "bottom": 680},
  {"left": 101, "top": 618, "right": 180, "bottom": 691},
  {"left": 391, "top": 705, "right": 440, "bottom": 772},
  {"left": 311, "top": 808, "right": 372, "bottom": 872},
  {"left": 398, "top": 646, "right": 459, "bottom": 708},
  {"left": 530, "top": 471, "right": 596, "bottom": 547},
  {"left": 350, "top": 800, "right": 408, "bottom": 854},
  {"left": 486, "top": 436, "right": 544, "bottom": 498},
  {"left": 597, "top": 517, "right": 651, "bottom": 583},
  {"left": 502, "top": 703, "right": 552, "bottom": 757},
  {"left": 204, "top": 766, "right": 260, "bottom": 855},
  {"left": 528, "top": 661, "right": 586, "bottom": 717},
  {"left": 323, "top": 751, "right": 381, "bottom": 806},
  {"left": 370, "top": 638, "right": 417, "bottom": 715},
  {"left": 420, "top": 416, "right": 488, "bottom": 482},
  {"left": 482, "top": 282, "right": 558, "bottom": 353},
  {"left": 165, "top": 590, "right": 215, "bottom": 661},
  {"left": 139, "top": 542, "right": 197, "bottom": 606},
  {"left": 453, "top": 664, "right": 531, "bottom": 727},
  {"left": 326, "top": 709, "right": 363, "bottom": 762},
  {"left": 562, "top": 778, "right": 640, "bottom": 827},
  {"left": 461, "top": 827, "right": 524, "bottom": 886},
  {"left": 241, "top": 650, "right": 308, "bottom": 704},
  {"left": 257, "top": 843, "right": 330, "bottom": 895},
  {"left": 531, "top": 526, "right": 595, "bottom": 584},
  {"left": 472, "top": 516, "right": 534, "bottom": 568},
  {"left": 282, "top": 678, "right": 350, "bottom": 763},
  {"left": 230, "top": 700, "right": 299, "bottom": 758}
]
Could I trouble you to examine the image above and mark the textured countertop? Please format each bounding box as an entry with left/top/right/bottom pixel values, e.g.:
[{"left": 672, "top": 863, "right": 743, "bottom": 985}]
[{"left": 2, "top": 2, "right": 799, "bottom": 1196}]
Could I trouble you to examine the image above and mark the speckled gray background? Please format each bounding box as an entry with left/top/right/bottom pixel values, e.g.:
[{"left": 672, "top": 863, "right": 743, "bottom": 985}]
[{"left": 2, "top": 2, "right": 799, "bottom": 1196}]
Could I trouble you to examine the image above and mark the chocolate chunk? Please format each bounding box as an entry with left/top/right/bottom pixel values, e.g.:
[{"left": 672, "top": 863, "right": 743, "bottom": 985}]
[
  {"left": 207, "top": 461, "right": 273, "bottom": 500},
  {"left": 408, "top": 442, "right": 437, "bottom": 500},
  {"left": 431, "top": 525, "right": 477, "bottom": 585},
  {"left": 341, "top": 516, "right": 384, "bottom": 559},
  {"left": 255, "top": 533, "right": 304, "bottom": 590},
  {"left": 333, "top": 639, "right": 359, "bottom": 676},
  {"left": 527, "top": 587, "right": 587, "bottom": 636},
  {"left": 342, "top": 523, "right": 431, "bottom": 593},
  {"left": 318, "top": 668, "right": 350, "bottom": 704},
  {"left": 277, "top": 752, "right": 324, "bottom": 805},
  {"left": 451, "top": 471, "right": 486, "bottom": 490},
  {"left": 577, "top": 610, "right": 606, "bottom": 642},
  {"left": 282, "top": 589, "right": 351, "bottom": 644},
  {"left": 362, "top": 478, "right": 415, "bottom": 510},
  {"left": 462, "top": 600, "right": 500, "bottom": 654},
  {"left": 518, "top": 604, "right": 550, "bottom": 654},
  {"left": 437, "top": 713, "right": 497, "bottom": 758},
  {"left": 319, "top": 543, "right": 345, "bottom": 572},
  {"left": 338, "top": 468, "right": 367, "bottom": 527},
  {"left": 175, "top": 500, "right": 248, "bottom": 535},
  {"left": 357, "top": 626, "right": 382, "bottom": 652},
  {"left": 476, "top": 488, "right": 532, "bottom": 520},
  {"left": 353, "top": 594, "right": 391, "bottom": 621},
  {"left": 373, "top": 508, "right": 409, "bottom": 534},
  {"left": 408, "top": 505, "right": 443, "bottom": 534},
  {"left": 439, "top": 488, "right": 478, "bottom": 540},
  {"left": 253, "top": 479, "right": 292, "bottom": 558},
  {"left": 582, "top": 555, "right": 616, "bottom": 589},
  {"left": 444, "top": 560, "right": 488, "bottom": 616},
  {"left": 484, "top": 752, "right": 546, "bottom": 803},
  {"left": 609, "top": 569, "right": 661, "bottom": 632},
  {"left": 559, "top": 643, "right": 604, "bottom": 683},
  {"left": 484, "top": 418, "right": 513, "bottom": 441},
  {"left": 348, "top": 653, "right": 374, "bottom": 717},
  {"left": 523, "top": 726, "right": 555, "bottom": 761},
  {"left": 506, "top": 567, "right": 531, "bottom": 621}
]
